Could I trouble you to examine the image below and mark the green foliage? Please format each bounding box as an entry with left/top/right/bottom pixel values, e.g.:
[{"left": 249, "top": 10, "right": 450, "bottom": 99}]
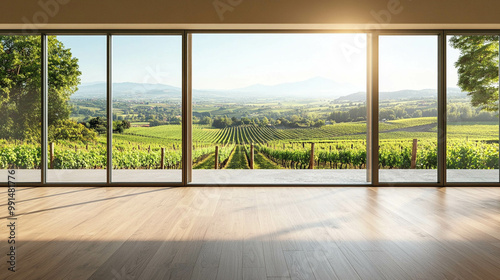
[
  {"left": 48, "top": 119, "right": 97, "bottom": 144},
  {"left": 254, "top": 139, "right": 498, "bottom": 170},
  {"left": 329, "top": 106, "right": 367, "bottom": 122},
  {"left": 2, "top": 117, "right": 498, "bottom": 171},
  {"left": 113, "top": 149, "right": 181, "bottom": 169},
  {"left": 256, "top": 145, "right": 312, "bottom": 168},
  {"left": 87, "top": 117, "right": 107, "bottom": 134},
  {"left": 212, "top": 115, "right": 233, "bottom": 128},
  {"left": 0, "top": 144, "right": 41, "bottom": 169},
  {"left": 53, "top": 148, "right": 106, "bottom": 169},
  {"left": 447, "top": 102, "right": 497, "bottom": 122},
  {"left": 0, "top": 35, "right": 81, "bottom": 141},
  {"left": 199, "top": 116, "right": 212, "bottom": 125},
  {"left": 217, "top": 144, "right": 235, "bottom": 168},
  {"left": 449, "top": 35, "right": 499, "bottom": 111},
  {"left": 447, "top": 140, "right": 498, "bottom": 169},
  {"left": 112, "top": 120, "right": 131, "bottom": 133},
  {"left": 379, "top": 140, "right": 436, "bottom": 169}
]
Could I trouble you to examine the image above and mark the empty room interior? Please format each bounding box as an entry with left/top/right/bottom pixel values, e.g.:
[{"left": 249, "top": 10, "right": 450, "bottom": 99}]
[{"left": 1, "top": 0, "right": 500, "bottom": 279}]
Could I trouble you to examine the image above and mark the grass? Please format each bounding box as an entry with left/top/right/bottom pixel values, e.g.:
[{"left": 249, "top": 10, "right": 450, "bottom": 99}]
[
  {"left": 225, "top": 146, "right": 249, "bottom": 169},
  {"left": 254, "top": 151, "right": 281, "bottom": 169},
  {"left": 193, "top": 154, "right": 216, "bottom": 169}
]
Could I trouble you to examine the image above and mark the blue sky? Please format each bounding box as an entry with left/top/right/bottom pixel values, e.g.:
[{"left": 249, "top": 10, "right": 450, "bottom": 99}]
[{"left": 57, "top": 34, "right": 461, "bottom": 92}]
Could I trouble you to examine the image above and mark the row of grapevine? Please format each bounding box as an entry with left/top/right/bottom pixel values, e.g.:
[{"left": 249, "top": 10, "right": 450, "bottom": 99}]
[
  {"left": 256, "top": 145, "right": 312, "bottom": 169},
  {"left": 0, "top": 143, "right": 213, "bottom": 169},
  {"left": 1, "top": 140, "right": 498, "bottom": 170},
  {"left": 191, "top": 124, "right": 370, "bottom": 144},
  {"left": 217, "top": 144, "right": 236, "bottom": 168},
  {"left": 255, "top": 139, "right": 499, "bottom": 170}
]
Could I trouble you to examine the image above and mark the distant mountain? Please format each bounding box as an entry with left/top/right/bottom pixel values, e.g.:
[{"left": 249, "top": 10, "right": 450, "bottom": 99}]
[
  {"left": 335, "top": 88, "right": 469, "bottom": 102},
  {"left": 219, "top": 76, "right": 364, "bottom": 99},
  {"left": 71, "top": 77, "right": 363, "bottom": 101},
  {"left": 71, "top": 82, "right": 182, "bottom": 100},
  {"left": 71, "top": 79, "right": 466, "bottom": 102}
]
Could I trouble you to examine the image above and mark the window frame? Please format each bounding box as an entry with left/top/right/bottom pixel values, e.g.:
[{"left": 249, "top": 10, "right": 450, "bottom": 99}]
[{"left": 0, "top": 29, "right": 498, "bottom": 187}]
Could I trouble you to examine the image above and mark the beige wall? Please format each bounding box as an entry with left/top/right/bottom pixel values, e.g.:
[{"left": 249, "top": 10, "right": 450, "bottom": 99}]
[{"left": 1, "top": 0, "right": 500, "bottom": 30}]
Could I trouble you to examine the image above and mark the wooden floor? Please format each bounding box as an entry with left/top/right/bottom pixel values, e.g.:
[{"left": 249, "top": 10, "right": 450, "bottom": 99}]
[{"left": 1, "top": 187, "right": 500, "bottom": 280}]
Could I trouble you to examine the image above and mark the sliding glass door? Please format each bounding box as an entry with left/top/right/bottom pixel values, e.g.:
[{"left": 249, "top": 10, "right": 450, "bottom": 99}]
[
  {"left": 46, "top": 35, "right": 107, "bottom": 183},
  {"left": 0, "top": 35, "right": 42, "bottom": 183},
  {"left": 111, "top": 35, "right": 183, "bottom": 183},
  {"left": 191, "top": 33, "right": 368, "bottom": 184},
  {"left": 446, "top": 34, "right": 499, "bottom": 183},
  {"left": 378, "top": 35, "right": 439, "bottom": 183}
]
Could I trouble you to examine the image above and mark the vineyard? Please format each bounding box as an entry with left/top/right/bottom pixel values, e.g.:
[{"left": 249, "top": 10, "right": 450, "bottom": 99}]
[
  {"left": 254, "top": 140, "right": 497, "bottom": 170},
  {"left": 1, "top": 117, "right": 498, "bottom": 170}
]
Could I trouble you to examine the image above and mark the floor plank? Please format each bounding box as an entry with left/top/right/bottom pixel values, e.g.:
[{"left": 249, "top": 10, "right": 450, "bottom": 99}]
[{"left": 0, "top": 186, "right": 499, "bottom": 280}]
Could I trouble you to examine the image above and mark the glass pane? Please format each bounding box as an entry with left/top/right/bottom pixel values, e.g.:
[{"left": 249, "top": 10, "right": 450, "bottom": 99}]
[
  {"left": 0, "top": 35, "right": 41, "bottom": 183},
  {"left": 47, "top": 35, "right": 107, "bottom": 183},
  {"left": 112, "top": 35, "right": 182, "bottom": 183},
  {"left": 191, "top": 34, "right": 368, "bottom": 184},
  {"left": 379, "top": 35, "right": 438, "bottom": 183},
  {"left": 446, "top": 35, "right": 499, "bottom": 182}
]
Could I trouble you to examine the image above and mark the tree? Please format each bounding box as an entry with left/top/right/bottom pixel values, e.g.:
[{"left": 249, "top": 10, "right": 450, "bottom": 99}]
[
  {"left": 112, "top": 120, "right": 131, "bottom": 134},
  {"left": 449, "top": 36, "right": 499, "bottom": 111},
  {"left": 0, "top": 35, "right": 81, "bottom": 141},
  {"left": 200, "top": 116, "right": 212, "bottom": 125},
  {"left": 87, "top": 117, "right": 107, "bottom": 134},
  {"left": 313, "top": 120, "right": 325, "bottom": 127},
  {"left": 260, "top": 117, "right": 269, "bottom": 127},
  {"left": 240, "top": 117, "right": 251, "bottom": 124},
  {"left": 48, "top": 119, "right": 97, "bottom": 144},
  {"left": 212, "top": 116, "right": 232, "bottom": 128}
]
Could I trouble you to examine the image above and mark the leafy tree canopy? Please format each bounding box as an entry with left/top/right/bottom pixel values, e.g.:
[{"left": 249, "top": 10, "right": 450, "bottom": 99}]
[
  {"left": 48, "top": 119, "right": 97, "bottom": 144},
  {"left": 112, "top": 120, "right": 131, "bottom": 134},
  {"left": 0, "top": 35, "right": 81, "bottom": 141},
  {"left": 449, "top": 36, "right": 499, "bottom": 111}
]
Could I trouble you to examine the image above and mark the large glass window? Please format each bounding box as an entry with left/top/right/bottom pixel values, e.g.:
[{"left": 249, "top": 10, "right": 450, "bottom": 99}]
[
  {"left": 2, "top": 31, "right": 500, "bottom": 187},
  {"left": 191, "top": 33, "right": 368, "bottom": 184},
  {"left": 47, "top": 35, "right": 107, "bottom": 183},
  {"left": 0, "top": 35, "right": 42, "bottom": 183},
  {"left": 111, "top": 35, "right": 182, "bottom": 183},
  {"left": 379, "top": 35, "right": 439, "bottom": 183},
  {"left": 446, "top": 35, "right": 499, "bottom": 182}
]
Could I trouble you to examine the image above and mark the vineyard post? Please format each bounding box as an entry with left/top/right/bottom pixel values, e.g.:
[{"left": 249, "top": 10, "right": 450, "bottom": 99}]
[
  {"left": 86, "top": 144, "right": 88, "bottom": 150},
  {"left": 161, "top": 148, "right": 165, "bottom": 169},
  {"left": 50, "top": 142, "right": 54, "bottom": 169},
  {"left": 411, "top": 139, "right": 418, "bottom": 169},
  {"left": 74, "top": 146, "right": 77, "bottom": 153},
  {"left": 215, "top": 146, "right": 219, "bottom": 169},
  {"left": 250, "top": 144, "right": 254, "bottom": 169},
  {"left": 310, "top": 143, "right": 315, "bottom": 169}
]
